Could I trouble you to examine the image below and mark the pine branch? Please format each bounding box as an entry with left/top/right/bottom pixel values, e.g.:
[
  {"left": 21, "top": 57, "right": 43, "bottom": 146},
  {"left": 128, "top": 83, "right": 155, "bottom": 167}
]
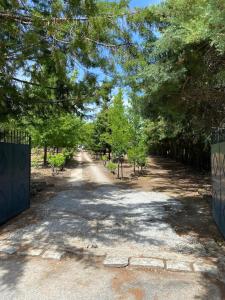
[{"left": 7, "top": 76, "right": 57, "bottom": 90}]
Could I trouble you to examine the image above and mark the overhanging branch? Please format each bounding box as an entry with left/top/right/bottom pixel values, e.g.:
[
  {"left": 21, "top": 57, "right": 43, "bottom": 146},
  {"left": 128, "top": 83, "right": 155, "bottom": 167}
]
[{"left": 6, "top": 76, "right": 57, "bottom": 90}]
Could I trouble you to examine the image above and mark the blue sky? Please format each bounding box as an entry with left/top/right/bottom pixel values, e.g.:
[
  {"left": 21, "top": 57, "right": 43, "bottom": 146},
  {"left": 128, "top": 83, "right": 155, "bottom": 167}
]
[{"left": 130, "top": 0, "right": 162, "bottom": 8}]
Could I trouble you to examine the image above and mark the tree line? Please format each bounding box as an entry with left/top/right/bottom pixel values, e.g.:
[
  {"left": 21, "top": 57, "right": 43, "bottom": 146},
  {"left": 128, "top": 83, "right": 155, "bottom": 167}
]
[
  {"left": 2, "top": 0, "right": 225, "bottom": 171},
  {"left": 85, "top": 90, "right": 148, "bottom": 178}
]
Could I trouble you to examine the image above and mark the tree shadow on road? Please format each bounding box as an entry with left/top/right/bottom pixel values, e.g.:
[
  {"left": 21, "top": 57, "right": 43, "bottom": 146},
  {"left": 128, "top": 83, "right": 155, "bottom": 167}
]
[{"left": 0, "top": 155, "right": 224, "bottom": 292}]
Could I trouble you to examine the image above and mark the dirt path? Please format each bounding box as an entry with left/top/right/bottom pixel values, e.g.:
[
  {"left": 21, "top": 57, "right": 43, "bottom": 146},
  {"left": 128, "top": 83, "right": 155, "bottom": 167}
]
[
  {"left": 0, "top": 151, "right": 224, "bottom": 299},
  {"left": 0, "top": 151, "right": 223, "bottom": 260},
  {"left": 82, "top": 151, "right": 112, "bottom": 184}
]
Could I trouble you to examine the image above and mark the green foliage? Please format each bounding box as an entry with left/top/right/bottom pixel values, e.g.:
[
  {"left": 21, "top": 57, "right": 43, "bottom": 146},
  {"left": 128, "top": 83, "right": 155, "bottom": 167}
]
[
  {"left": 126, "top": 94, "right": 148, "bottom": 171},
  {"left": 91, "top": 105, "right": 112, "bottom": 154},
  {"left": 121, "top": 0, "right": 225, "bottom": 169},
  {"left": 62, "top": 148, "right": 74, "bottom": 162},
  {"left": 28, "top": 113, "right": 83, "bottom": 149},
  {"left": 107, "top": 89, "right": 131, "bottom": 158},
  {"left": 48, "top": 153, "right": 66, "bottom": 173},
  {"left": 0, "top": 1, "right": 129, "bottom": 119},
  {"left": 101, "top": 155, "right": 108, "bottom": 166},
  {"left": 102, "top": 155, "right": 108, "bottom": 161},
  {"left": 128, "top": 144, "right": 147, "bottom": 170},
  {"left": 136, "top": 150, "right": 148, "bottom": 168},
  {"left": 106, "top": 161, "right": 117, "bottom": 173}
]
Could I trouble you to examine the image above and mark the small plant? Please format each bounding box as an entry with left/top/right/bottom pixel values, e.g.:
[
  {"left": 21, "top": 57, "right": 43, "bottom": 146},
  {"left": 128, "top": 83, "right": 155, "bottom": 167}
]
[
  {"left": 137, "top": 154, "right": 147, "bottom": 171},
  {"left": 48, "top": 153, "right": 66, "bottom": 175},
  {"left": 62, "top": 148, "right": 74, "bottom": 162},
  {"left": 101, "top": 154, "right": 108, "bottom": 166},
  {"left": 106, "top": 161, "right": 117, "bottom": 174}
]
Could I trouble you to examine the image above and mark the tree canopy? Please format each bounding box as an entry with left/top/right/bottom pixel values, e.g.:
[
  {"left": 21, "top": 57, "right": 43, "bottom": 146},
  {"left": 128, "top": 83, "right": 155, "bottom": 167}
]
[
  {"left": 2, "top": 0, "right": 225, "bottom": 170},
  {"left": 0, "top": 0, "right": 131, "bottom": 119}
]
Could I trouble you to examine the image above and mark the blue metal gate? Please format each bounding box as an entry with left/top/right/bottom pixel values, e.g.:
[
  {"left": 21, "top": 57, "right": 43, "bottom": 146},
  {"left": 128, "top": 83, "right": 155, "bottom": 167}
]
[
  {"left": 0, "top": 130, "right": 31, "bottom": 225},
  {"left": 211, "top": 128, "right": 225, "bottom": 238}
]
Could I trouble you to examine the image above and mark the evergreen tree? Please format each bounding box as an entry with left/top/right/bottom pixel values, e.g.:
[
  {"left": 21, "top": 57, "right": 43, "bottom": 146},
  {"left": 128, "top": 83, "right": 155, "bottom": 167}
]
[
  {"left": 107, "top": 89, "right": 130, "bottom": 178},
  {"left": 0, "top": 0, "right": 130, "bottom": 119},
  {"left": 127, "top": 93, "right": 147, "bottom": 173}
]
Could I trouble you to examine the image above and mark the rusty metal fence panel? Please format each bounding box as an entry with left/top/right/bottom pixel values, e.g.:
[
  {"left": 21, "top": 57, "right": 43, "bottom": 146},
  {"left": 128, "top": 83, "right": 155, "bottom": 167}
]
[
  {"left": 0, "top": 130, "right": 30, "bottom": 225},
  {"left": 211, "top": 128, "right": 225, "bottom": 238}
]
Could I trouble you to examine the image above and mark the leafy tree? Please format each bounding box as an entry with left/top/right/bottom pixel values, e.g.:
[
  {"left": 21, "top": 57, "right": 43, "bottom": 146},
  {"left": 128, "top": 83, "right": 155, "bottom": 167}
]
[
  {"left": 127, "top": 93, "right": 148, "bottom": 173},
  {"left": 80, "top": 122, "right": 95, "bottom": 150},
  {"left": 92, "top": 104, "right": 112, "bottom": 158},
  {"left": 27, "top": 113, "right": 83, "bottom": 164},
  {"left": 107, "top": 89, "right": 130, "bottom": 178},
  {"left": 0, "top": 0, "right": 130, "bottom": 119},
  {"left": 122, "top": 0, "right": 225, "bottom": 170}
]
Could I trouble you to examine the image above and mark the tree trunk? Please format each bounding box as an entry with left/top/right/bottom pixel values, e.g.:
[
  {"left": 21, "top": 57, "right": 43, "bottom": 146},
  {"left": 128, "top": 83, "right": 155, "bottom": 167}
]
[
  {"left": 43, "top": 144, "right": 47, "bottom": 166},
  {"left": 121, "top": 162, "right": 123, "bottom": 179},
  {"left": 133, "top": 162, "right": 136, "bottom": 173},
  {"left": 117, "top": 163, "right": 120, "bottom": 179}
]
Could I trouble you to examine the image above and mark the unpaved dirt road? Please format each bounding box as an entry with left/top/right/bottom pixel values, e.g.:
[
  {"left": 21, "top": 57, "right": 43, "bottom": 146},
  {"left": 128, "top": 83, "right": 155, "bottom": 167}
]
[
  {"left": 0, "top": 151, "right": 224, "bottom": 299},
  {"left": 2, "top": 151, "right": 219, "bottom": 258}
]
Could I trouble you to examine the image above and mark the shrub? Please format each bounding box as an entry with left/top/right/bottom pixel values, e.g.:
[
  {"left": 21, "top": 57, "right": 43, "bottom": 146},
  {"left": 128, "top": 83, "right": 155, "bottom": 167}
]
[
  {"left": 48, "top": 153, "right": 66, "bottom": 174},
  {"left": 101, "top": 154, "right": 108, "bottom": 166},
  {"left": 106, "top": 161, "right": 117, "bottom": 173},
  {"left": 137, "top": 153, "right": 147, "bottom": 169},
  {"left": 62, "top": 148, "right": 74, "bottom": 162}
]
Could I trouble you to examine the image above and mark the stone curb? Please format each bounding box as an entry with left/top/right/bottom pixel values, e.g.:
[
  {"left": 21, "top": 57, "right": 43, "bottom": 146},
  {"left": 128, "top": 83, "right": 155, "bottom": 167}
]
[
  {"left": 0, "top": 244, "right": 222, "bottom": 276},
  {"left": 103, "top": 256, "right": 129, "bottom": 267},
  {"left": 130, "top": 257, "right": 165, "bottom": 269},
  {"left": 103, "top": 255, "right": 220, "bottom": 276}
]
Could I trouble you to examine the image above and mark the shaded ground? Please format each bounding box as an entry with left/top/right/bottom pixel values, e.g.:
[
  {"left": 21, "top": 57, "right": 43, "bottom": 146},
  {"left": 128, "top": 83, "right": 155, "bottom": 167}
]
[
  {"left": 0, "top": 151, "right": 224, "bottom": 299},
  {"left": 1, "top": 152, "right": 223, "bottom": 258},
  {"left": 99, "top": 155, "right": 225, "bottom": 249}
]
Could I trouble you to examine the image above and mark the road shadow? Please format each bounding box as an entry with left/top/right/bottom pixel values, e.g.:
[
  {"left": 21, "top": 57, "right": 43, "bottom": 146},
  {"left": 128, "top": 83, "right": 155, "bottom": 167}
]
[{"left": 0, "top": 155, "right": 224, "bottom": 292}]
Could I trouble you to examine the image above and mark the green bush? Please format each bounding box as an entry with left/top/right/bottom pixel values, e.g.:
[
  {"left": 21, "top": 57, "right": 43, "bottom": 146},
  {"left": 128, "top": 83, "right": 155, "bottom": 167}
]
[
  {"left": 62, "top": 148, "right": 74, "bottom": 162},
  {"left": 48, "top": 153, "right": 66, "bottom": 174},
  {"left": 101, "top": 154, "right": 107, "bottom": 161},
  {"left": 137, "top": 153, "right": 147, "bottom": 168},
  {"left": 101, "top": 154, "right": 108, "bottom": 166},
  {"left": 106, "top": 161, "right": 117, "bottom": 173}
]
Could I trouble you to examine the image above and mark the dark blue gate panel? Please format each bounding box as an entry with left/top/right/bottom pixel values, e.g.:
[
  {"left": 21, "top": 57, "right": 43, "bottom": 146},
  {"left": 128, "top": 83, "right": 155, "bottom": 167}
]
[
  {"left": 218, "top": 142, "right": 225, "bottom": 236},
  {"left": 0, "top": 142, "right": 30, "bottom": 224}
]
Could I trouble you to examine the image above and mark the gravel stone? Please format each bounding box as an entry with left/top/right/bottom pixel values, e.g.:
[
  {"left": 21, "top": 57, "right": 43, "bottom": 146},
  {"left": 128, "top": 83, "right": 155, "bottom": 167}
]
[
  {"left": 0, "top": 246, "right": 17, "bottom": 255},
  {"left": 18, "top": 248, "right": 43, "bottom": 257},
  {"left": 42, "top": 249, "right": 65, "bottom": 260},
  {"left": 103, "top": 256, "right": 128, "bottom": 267},
  {"left": 166, "top": 260, "right": 192, "bottom": 272},
  {"left": 130, "top": 257, "right": 164, "bottom": 269}
]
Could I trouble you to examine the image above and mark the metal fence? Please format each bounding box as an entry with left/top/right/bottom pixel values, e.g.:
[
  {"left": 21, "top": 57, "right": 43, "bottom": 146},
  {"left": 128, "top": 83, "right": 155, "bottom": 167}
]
[
  {"left": 211, "top": 128, "right": 225, "bottom": 239},
  {"left": 0, "top": 129, "right": 31, "bottom": 225}
]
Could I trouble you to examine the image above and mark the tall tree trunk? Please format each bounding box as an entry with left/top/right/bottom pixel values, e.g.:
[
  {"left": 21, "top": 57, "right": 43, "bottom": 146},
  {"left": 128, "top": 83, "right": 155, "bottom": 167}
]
[
  {"left": 121, "top": 161, "right": 123, "bottom": 179},
  {"left": 43, "top": 144, "right": 47, "bottom": 166},
  {"left": 133, "top": 162, "right": 136, "bottom": 173}
]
